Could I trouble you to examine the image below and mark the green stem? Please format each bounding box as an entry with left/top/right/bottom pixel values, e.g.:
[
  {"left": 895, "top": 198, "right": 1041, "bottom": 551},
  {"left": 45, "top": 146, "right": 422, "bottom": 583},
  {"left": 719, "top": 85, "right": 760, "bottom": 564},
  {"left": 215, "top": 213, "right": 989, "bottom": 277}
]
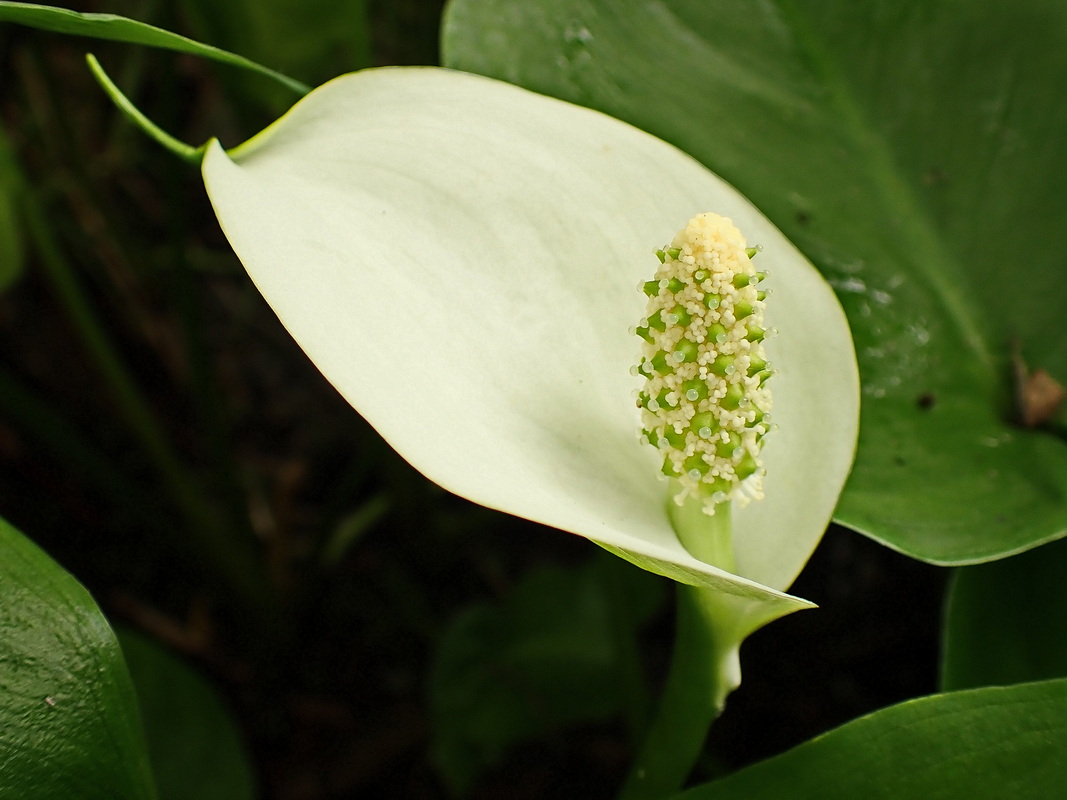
[
  {"left": 86, "top": 54, "right": 203, "bottom": 164},
  {"left": 619, "top": 584, "right": 741, "bottom": 800},
  {"left": 619, "top": 497, "right": 740, "bottom": 800},
  {"left": 670, "top": 497, "right": 735, "bottom": 572}
]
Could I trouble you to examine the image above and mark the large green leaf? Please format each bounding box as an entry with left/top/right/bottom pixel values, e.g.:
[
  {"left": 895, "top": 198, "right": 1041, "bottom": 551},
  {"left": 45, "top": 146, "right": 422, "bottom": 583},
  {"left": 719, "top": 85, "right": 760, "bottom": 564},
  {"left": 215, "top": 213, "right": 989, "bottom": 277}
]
[
  {"left": 673, "top": 678, "right": 1067, "bottom": 800},
  {"left": 941, "top": 536, "right": 1067, "bottom": 691},
  {"left": 442, "top": 0, "right": 1067, "bottom": 564},
  {"left": 118, "top": 630, "right": 256, "bottom": 800},
  {"left": 0, "top": 1, "right": 307, "bottom": 94},
  {"left": 0, "top": 516, "right": 158, "bottom": 800}
]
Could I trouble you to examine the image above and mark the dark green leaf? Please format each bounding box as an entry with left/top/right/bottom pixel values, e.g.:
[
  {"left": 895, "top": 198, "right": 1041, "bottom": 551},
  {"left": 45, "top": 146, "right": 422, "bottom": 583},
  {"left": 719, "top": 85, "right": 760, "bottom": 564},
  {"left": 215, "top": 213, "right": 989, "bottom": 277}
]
[
  {"left": 430, "top": 558, "right": 664, "bottom": 794},
  {"left": 942, "top": 536, "right": 1067, "bottom": 691},
  {"left": 0, "top": 516, "right": 158, "bottom": 800},
  {"left": 674, "top": 679, "right": 1067, "bottom": 800},
  {"left": 0, "top": 1, "right": 308, "bottom": 94},
  {"left": 442, "top": 0, "right": 1067, "bottom": 564},
  {"left": 118, "top": 630, "right": 256, "bottom": 800}
]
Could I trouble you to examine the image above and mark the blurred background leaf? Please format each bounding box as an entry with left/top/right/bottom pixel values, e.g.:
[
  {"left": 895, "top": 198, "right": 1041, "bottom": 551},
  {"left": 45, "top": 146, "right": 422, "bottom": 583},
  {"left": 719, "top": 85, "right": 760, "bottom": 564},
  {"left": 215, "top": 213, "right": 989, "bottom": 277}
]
[
  {"left": 319, "top": 491, "right": 391, "bottom": 568},
  {"left": 174, "top": 0, "right": 370, "bottom": 112},
  {"left": 0, "top": 515, "right": 158, "bottom": 800},
  {"left": 430, "top": 556, "right": 665, "bottom": 795},
  {"left": 442, "top": 0, "right": 1067, "bottom": 566},
  {"left": 118, "top": 628, "right": 256, "bottom": 800},
  {"left": 0, "top": 124, "right": 25, "bottom": 293},
  {"left": 941, "top": 536, "right": 1067, "bottom": 691}
]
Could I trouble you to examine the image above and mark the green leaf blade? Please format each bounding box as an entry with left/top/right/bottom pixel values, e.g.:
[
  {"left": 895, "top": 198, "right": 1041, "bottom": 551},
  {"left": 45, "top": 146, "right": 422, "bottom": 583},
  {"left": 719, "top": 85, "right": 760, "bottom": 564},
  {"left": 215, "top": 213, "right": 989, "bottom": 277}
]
[
  {"left": 118, "top": 630, "right": 256, "bottom": 800},
  {"left": 674, "top": 679, "right": 1067, "bottom": 800},
  {"left": 941, "top": 537, "right": 1067, "bottom": 691},
  {"left": 442, "top": 0, "right": 1067, "bottom": 564},
  {"left": 0, "top": 517, "right": 157, "bottom": 800},
  {"left": 0, "top": 1, "right": 308, "bottom": 94}
]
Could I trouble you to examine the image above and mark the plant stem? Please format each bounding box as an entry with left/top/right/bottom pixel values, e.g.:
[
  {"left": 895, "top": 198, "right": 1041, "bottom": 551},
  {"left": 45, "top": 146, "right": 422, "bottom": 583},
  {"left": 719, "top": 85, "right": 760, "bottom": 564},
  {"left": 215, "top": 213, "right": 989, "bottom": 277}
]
[
  {"left": 670, "top": 497, "right": 735, "bottom": 572},
  {"left": 619, "top": 584, "right": 741, "bottom": 800},
  {"left": 618, "top": 499, "right": 741, "bottom": 800},
  {"left": 86, "top": 54, "right": 203, "bottom": 164}
]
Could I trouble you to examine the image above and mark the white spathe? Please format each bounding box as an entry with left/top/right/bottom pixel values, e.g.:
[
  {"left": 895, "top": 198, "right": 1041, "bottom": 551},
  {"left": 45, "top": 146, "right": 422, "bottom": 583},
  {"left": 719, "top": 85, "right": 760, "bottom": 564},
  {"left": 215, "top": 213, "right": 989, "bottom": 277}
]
[{"left": 202, "top": 66, "right": 859, "bottom": 635}]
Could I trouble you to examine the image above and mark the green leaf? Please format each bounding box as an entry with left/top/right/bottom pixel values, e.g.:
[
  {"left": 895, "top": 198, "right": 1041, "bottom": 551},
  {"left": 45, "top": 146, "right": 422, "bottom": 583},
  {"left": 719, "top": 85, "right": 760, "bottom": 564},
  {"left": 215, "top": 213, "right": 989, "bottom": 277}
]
[
  {"left": 117, "top": 630, "right": 256, "bottom": 800},
  {"left": 430, "top": 559, "right": 663, "bottom": 794},
  {"left": 673, "top": 678, "right": 1067, "bottom": 800},
  {"left": 0, "top": 1, "right": 308, "bottom": 94},
  {"left": 201, "top": 66, "right": 858, "bottom": 634},
  {"left": 179, "top": 0, "right": 371, "bottom": 102},
  {"left": 0, "top": 516, "right": 158, "bottom": 800},
  {"left": 0, "top": 125, "right": 25, "bottom": 293},
  {"left": 441, "top": 0, "right": 1067, "bottom": 564},
  {"left": 941, "top": 536, "right": 1067, "bottom": 691}
]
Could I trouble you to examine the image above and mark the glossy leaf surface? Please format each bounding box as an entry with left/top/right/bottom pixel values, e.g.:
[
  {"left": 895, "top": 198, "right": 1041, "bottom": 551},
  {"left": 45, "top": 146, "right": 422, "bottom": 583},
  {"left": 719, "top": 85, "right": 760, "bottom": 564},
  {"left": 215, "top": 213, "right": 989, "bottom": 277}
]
[
  {"left": 0, "top": 517, "right": 157, "bottom": 800},
  {"left": 673, "top": 678, "right": 1067, "bottom": 800},
  {"left": 442, "top": 0, "right": 1067, "bottom": 564}
]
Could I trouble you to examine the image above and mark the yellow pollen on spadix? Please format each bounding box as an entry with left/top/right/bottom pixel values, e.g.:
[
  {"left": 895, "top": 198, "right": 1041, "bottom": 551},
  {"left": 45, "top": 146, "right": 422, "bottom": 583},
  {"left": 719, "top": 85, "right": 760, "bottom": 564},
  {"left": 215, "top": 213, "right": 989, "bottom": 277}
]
[{"left": 633, "top": 212, "right": 773, "bottom": 514}]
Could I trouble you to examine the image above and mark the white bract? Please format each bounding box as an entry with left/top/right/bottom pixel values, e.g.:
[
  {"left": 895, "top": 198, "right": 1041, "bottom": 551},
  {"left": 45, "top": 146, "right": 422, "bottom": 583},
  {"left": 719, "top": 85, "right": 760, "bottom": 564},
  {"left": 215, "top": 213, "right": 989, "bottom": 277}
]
[{"left": 203, "top": 67, "right": 859, "bottom": 637}]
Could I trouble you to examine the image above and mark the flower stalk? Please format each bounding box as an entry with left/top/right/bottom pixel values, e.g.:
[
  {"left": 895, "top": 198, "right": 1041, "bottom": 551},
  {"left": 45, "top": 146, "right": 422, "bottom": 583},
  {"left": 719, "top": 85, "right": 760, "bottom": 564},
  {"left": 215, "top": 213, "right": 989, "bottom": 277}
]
[
  {"left": 622, "top": 214, "right": 776, "bottom": 798},
  {"left": 619, "top": 582, "right": 741, "bottom": 800}
]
